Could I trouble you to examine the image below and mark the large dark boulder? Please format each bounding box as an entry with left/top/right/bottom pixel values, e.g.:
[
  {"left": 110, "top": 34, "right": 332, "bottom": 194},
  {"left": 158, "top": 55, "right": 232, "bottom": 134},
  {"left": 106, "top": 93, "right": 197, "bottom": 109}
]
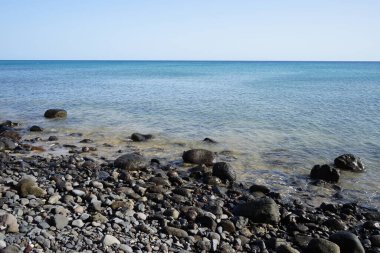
[
  {"left": 44, "top": 109, "right": 67, "bottom": 118},
  {"left": 310, "top": 164, "right": 340, "bottom": 183},
  {"left": 329, "top": 231, "right": 365, "bottom": 253},
  {"left": 182, "top": 149, "right": 216, "bottom": 166},
  {"left": 234, "top": 197, "right": 280, "bottom": 224},
  {"left": 334, "top": 154, "right": 365, "bottom": 172},
  {"left": 114, "top": 153, "right": 149, "bottom": 171},
  {"left": 212, "top": 162, "right": 236, "bottom": 182},
  {"left": 131, "top": 133, "right": 154, "bottom": 142}
]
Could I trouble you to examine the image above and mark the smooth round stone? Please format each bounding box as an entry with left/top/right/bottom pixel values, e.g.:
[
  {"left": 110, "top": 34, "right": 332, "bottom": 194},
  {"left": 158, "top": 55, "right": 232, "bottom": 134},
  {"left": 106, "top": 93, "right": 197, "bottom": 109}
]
[
  {"left": 307, "top": 238, "right": 340, "bottom": 253},
  {"left": 329, "top": 231, "right": 365, "bottom": 253},
  {"left": 103, "top": 235, "right": 120, "bottom": 247},
  {"left": 72, "top": 189, "right": 86, "bottom": 196},
  {"left": 72, "top": 219, "right": 85, "bottom": 228}
]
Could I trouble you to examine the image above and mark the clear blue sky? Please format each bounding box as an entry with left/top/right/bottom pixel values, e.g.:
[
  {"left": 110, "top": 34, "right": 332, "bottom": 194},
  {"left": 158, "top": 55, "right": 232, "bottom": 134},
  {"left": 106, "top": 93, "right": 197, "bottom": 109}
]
[{"left": 1, "top": 0, "right": 379, "bottom": 61}]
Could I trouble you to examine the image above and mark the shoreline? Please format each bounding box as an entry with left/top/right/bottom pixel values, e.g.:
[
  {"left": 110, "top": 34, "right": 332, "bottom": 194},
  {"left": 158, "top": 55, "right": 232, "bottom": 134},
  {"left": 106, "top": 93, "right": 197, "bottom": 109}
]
[{"left": 1, "top": 117, "right": 380, "bottom": 252}]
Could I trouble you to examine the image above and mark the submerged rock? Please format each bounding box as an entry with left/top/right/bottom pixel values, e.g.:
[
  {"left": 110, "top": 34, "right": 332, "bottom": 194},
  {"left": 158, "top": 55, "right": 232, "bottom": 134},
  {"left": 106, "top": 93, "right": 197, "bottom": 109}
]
[
  {"left": 182, "top": 149, "right": 216, "bottom": 166},
  {"left": 30, "top": 125, "right": 43, "bottom": 132},
  {"left": 44, "top": 109, "right": 67, "bottom": 118},
  {"left": 310, "top": 164, "right": 340, "bottom": 183},
  {"left": 234, "top": 197, "right": 280, "bottom": 224},
  {"left": 329, "top": 231, "right": 365, "bottom": 253},
  {"left": 212, "top": 162, "right": 236, "bottom": 182},
  {"left": 334, "top": 154, "right": 365, "bottom": 172},
  {"left": 131, "top": 133, "right": 154, "bottom": 142},
  {"left": 203, "top": 137, "right": 217, "bottom": 144},
  {"left": 114, "top": 153, "right": 149, "bottom": 171}
]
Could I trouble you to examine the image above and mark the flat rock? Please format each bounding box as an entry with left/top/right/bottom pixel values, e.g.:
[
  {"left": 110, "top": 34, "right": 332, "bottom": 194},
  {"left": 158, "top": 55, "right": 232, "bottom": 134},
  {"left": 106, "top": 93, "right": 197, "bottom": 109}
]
[
  {"left": 233, "top": 197, "right": 280, "bottom": 224},
  {"left": 164, "top": 226, "right": 188, "bottom": 238},
  {"left": 114, "top": 153, "right": 149, "bottom": 171},
  {"left": 53, "top": 214, "right": 69, "bottom": 229}
]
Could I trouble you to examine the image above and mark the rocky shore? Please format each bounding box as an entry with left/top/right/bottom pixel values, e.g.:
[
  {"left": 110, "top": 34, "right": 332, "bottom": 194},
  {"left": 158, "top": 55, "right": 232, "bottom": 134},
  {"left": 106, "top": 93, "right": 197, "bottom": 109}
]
[{"left": 0, "top": 114, "right": 379, "bottom": 253}]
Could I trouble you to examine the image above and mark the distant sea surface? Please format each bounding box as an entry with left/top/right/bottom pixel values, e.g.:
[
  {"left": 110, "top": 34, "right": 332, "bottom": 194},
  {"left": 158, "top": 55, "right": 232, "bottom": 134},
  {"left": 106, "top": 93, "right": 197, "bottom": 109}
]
[{"left": 1, "top": 61, "right": 379, "bottom": 207}]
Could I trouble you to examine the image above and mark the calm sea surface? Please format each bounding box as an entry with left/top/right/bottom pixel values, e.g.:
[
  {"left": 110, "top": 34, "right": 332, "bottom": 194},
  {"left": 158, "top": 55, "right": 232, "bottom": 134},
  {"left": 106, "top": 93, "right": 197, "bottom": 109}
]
[{"left": 1, "top": 61, "right": 379, "bottom": 207}]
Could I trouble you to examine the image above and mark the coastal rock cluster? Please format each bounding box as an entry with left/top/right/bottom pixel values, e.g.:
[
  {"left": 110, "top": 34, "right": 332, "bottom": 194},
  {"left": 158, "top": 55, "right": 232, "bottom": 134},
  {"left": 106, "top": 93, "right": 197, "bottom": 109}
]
[{"left": 0, "top": 114, "right": 379, "bottom": 253}]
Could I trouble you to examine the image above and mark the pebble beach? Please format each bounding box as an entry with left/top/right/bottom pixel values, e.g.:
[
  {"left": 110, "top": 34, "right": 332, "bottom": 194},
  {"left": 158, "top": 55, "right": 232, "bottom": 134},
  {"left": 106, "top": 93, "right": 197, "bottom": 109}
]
[{"left": 0, "top": 110, "right": 379, "bottom": 253}]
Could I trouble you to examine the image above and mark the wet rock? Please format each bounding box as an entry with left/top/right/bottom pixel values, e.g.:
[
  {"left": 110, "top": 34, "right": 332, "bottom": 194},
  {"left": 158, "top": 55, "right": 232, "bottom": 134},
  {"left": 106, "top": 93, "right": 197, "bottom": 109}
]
[
  {"left": 131, "top": 133, "right": 154, "bottom": 142},
  {"left": 334, "top": 154, "right": 365, "bottom": 172},
  {"left": 182, "top": 149, "right": 216, "bottom": 166},
  {"left": 0, "top": 213, "right": 19, "bottom": 233},
  {"left": 212, "top": 162, "right": 236, "bottom": 182},
  {"left": 249, "top": 184, "right": 270, "bottom": 194},
  {"left": 329, "top": 231, "right": 365, "bottom": 253},
  {"left": 103, "top": 235, "right": 120, "bottom": 247},
  {"left": 16, "top": 178, "right": 46, "bottom": 197},
  {"left": 164, "top": 226, "right": 188, "bottom": 238},
  {"left": 203, "top": 138, "right": 217, "bottom": 144},
  {"left": 30, "top": 125, "right": 43, "bottom": 132},
  {"left": 234, "top": 197, "right": 280, "bottom": 224},
  {"left": 44, "top": 109, "right": 67, "bottom": 118},
  {"left": 114, "top": 153, "right": 149, "bottom": 171},
  {"left": 307, "top": 238, "right": 340, "bottom": 253},
  {"left": 48, "top": 136, "right": 58, "bottom": 141},
  {"left": 310, "top": 164, "right": 340, "bottom": 183},
  {"left": 0, "top": 130, "right": 21, "bottom": 141}
]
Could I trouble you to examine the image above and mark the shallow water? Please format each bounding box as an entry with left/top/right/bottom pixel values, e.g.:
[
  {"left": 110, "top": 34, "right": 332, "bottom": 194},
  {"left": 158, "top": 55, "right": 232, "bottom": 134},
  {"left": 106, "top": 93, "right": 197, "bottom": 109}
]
[{"left": 1, "top": 60, "right": 379, "bottom": 208}]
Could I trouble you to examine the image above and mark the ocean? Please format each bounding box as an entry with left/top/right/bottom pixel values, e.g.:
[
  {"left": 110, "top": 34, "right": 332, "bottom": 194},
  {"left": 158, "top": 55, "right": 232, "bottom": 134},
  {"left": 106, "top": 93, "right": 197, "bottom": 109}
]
[{"left": 1, "top": 60, "right": 379, "bottom": 207}]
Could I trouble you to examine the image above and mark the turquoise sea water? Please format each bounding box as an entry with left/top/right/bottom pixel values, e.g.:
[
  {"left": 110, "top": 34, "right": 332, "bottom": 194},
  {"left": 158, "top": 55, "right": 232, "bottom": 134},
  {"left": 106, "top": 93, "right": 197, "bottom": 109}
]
[{"left": 1, "top": 61, "right": 379, "bottom": 207}]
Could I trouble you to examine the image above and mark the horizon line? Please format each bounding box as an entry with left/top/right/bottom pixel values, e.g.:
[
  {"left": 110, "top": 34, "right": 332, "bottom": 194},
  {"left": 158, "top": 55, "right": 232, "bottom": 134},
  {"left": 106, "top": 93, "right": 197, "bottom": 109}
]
[{"left": 1, "top": 59, "right": 380, "bottom": 63}]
